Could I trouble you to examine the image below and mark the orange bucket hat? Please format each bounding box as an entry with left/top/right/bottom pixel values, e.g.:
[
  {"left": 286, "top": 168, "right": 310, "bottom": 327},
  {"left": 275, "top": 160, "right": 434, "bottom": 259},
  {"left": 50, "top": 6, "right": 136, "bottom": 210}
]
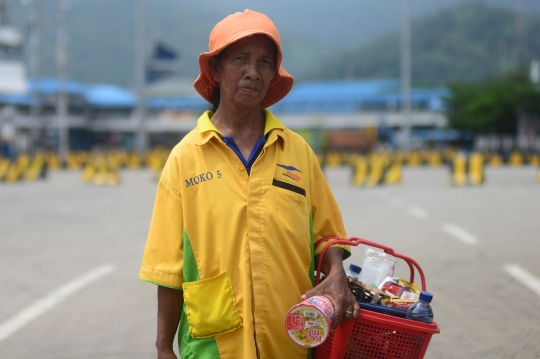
[{"left": 193, "top": 9, "right": 294, "bottom": 108}]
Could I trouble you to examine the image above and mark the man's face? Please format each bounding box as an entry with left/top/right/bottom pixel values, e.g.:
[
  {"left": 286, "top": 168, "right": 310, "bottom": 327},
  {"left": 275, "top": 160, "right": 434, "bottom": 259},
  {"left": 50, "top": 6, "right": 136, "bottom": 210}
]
[{"left": 211, "top": 34, "right": 277, "bottom": 109}]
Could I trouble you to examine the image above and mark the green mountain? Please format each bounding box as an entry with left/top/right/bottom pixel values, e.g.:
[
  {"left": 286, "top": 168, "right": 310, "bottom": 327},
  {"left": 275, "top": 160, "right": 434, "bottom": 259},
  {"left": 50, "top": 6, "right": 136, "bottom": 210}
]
[
  {"left": 7, "top": 0, "right": 540, "bottom": 87},
  {"left": 310, "top": 2, "right": 540, "bottom": 85}
]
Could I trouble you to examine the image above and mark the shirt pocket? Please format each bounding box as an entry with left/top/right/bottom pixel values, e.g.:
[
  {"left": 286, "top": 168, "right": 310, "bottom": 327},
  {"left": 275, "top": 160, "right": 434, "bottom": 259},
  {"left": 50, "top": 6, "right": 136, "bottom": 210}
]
[
  {"left": 182, "top": 270, "right": 242, "bottom": 339},
  {"left": 272, "top": 179, "right": 306, "bottom": 203}
]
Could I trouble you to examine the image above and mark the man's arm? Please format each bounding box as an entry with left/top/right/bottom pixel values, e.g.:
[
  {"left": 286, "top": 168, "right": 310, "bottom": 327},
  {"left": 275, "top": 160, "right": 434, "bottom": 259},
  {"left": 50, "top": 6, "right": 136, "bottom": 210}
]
[
  {"left": 156, "top": 286, "right": 183, "bottom": 359},
  {"left": 302, "top": 247, "right": 360, "bottom": 330}
]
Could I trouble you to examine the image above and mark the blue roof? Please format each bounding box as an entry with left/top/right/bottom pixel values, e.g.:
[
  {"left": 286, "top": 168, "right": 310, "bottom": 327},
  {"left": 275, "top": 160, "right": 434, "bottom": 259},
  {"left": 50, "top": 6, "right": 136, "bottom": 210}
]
[
  {"left": 147, "top": 95, "right": 208, "bottom": 111},
  {"left": 27, "top": 78, "right": 87, "bottom": 95},
  {"left": 0, "top": 93, "right": 34, "bottom": 106},
  {"left": 270, "top": 80, "right": 450, "bottom": 113},
  {"left": 1, "top": 78, "right": 450, "bottom": 113},
  {"left": 85, "top": 85, "right": 136, "bottom": 108},
  {"left": 289, "top": 79, "right": 400, "bottom": 98}
]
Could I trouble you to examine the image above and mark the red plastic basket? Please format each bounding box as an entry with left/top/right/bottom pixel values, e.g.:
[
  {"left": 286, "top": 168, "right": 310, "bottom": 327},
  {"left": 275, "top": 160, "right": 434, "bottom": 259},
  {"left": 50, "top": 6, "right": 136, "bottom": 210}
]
[{"left": 313, "top": 237, "right": 440, "bottom": 359}]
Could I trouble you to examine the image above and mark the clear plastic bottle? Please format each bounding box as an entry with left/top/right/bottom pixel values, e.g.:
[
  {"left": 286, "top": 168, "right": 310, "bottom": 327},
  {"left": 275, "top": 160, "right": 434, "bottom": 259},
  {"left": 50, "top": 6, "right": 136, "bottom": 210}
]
[
  {"left": 346, "top": 264, "right": 362, "bottom": 280},
  {"left": 406, "top": 291, "right": 434, "bottom": 324}
]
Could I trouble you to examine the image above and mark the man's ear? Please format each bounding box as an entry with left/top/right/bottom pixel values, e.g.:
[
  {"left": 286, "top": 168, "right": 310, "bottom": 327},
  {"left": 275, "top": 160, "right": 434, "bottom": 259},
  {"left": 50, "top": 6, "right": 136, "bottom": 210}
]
[{"left": 209, "top": 57, "right": 220, "bottom": 82}]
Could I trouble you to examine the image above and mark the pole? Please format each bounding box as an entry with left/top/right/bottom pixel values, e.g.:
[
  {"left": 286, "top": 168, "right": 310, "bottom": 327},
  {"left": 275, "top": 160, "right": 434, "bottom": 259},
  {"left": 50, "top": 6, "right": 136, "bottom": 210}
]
[
  {"left": 56, "top": 0, "right": 69, "bottom": 164},
  {"left": 515, "top": 0, "right": 525, "bottom": 68},
  {"left": 134, "top": 0, "right": 147, "bottom": 152},
  {"left": 0, "top": 0, "right": 7, "bottom": 26},
  {"left": 29, "top": 0, "right": 41, "bottom": 152},
  {"left": 400, "top": 0, "right": 412, "bottom": 151}
]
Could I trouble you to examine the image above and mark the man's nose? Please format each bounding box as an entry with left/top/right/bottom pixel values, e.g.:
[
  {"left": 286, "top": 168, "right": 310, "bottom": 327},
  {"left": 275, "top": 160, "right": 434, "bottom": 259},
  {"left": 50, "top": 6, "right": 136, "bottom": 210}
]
[{"left": 244, "top": 61, "right": 261, "bottom": 80}]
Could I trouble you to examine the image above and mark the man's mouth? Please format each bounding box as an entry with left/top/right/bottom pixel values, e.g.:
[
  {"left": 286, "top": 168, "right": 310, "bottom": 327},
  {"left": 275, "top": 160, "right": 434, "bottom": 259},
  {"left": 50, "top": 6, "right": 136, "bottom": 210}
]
[{"left": 239, "top": 86, "right": 259, "bottom": 92}]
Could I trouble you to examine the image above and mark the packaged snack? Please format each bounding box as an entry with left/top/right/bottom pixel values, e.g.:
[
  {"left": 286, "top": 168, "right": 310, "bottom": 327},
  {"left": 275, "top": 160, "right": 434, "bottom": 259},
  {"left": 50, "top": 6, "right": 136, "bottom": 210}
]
[
  {"left": 285, "top": 295, "right": 334, "bottom": 348},
  {"left": 392, "top": 299, "right": 417, "bottom": 311},
  {"left": 348, "top": 277, "right": 382, "bottom": 303},
  {"left": 401, "top": 291, "right": 420, "bottom": 301},
  {"left": 398, "top": 278, "right": 420, "bottom": 295},
  {"left": 382, "top": 298, "right": 417, "bottom": 310},
  {"left": 379, "top": 277, "right": 405, "bottom": 299},
  {"left": 380, "top": 296, "right": 392, "bottom": 307}
]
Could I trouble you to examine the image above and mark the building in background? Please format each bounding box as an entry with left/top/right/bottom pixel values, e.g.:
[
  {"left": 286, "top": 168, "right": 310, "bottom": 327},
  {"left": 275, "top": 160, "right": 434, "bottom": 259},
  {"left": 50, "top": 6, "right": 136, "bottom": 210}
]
[
  {"left": 0, "top": 76, "right": 453, "bottom": 153},
  {"left": 0, "top": 15, "right": 26, "bottom": 157}
]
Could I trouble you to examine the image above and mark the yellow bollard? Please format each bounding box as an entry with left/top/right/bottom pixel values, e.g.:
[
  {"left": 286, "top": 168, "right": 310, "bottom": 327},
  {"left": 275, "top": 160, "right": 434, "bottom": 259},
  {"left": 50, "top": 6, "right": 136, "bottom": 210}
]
[
  {"left": 106, "top": 166, "right": 121, "bottom": 186},
  {"left": 508, "top": 151, "right": 523, "bottom": 166},
  {"left": 527, "top": 154, "right": 539, "bottom": 166},
  {"left": 468, "top": 153, "right": 485, "bottom": 185},
  {"left": 45, "top": 152, "right": 62, "bottom": 170},
  {"left": 24, "top": 155, "right": 46, "bottom": 181},
  {"left": 365, "top": 156, "right": 386, "bottom": 187},
  {"left": 127, "top": 152, "right": 142, "bottom": 169},
  {"left": 67, "top": 152, "right": 81, "bottom": 170},
  {"left": 384, "top": 161, "right": 402, "bottom": 185},
  {"left": 0, "top": 158, "right": 10, "bottom": 181},
  {"left": 449, "top": 154, "right": 468, "bottom": 186},
  {"left": 325, "top": 151, "right": 343, "bottom": 168},
  {"left": 406, "top": 151, "right": 422, "bottom": 167},
  {"left": 81, "top": 164, "right": 96, "bottom": 183},
  {"left": 351, "top": 157, "right": 368, "bottom": 187},
  {"left": 92, "top": 165, "right": 109, "bottom": 186},
  {"left": 489, "top": 153, "right": 503, "bottom": 167},
  {"left": 427, "top": 151, "right": 443, "bottom": 167},
  {"left": 5, "top": 155, "right": 30, "bottom": 183}
]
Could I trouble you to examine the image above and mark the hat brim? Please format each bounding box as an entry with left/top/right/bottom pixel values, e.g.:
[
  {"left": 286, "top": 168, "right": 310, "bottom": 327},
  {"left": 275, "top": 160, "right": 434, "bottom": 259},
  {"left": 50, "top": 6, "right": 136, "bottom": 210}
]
[{"left": 194, "top": 32, "right": 294, "bottom": 109}]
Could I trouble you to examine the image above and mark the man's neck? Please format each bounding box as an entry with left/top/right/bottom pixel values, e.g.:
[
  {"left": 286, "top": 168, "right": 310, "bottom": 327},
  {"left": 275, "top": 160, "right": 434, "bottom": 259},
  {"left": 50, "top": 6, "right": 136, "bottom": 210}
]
[{"left": 211, "top": 104, "right": 265, "bottom": 138}]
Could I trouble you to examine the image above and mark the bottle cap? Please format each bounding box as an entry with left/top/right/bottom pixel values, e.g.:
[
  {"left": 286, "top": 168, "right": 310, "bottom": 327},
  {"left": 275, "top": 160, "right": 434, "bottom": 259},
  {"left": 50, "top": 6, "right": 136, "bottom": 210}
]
[
  {"left": 419, "top": 291, "right": 433, "bottom": 302},
  {"left": 348, "top": 264, "right": 362, "bottom": 274}
]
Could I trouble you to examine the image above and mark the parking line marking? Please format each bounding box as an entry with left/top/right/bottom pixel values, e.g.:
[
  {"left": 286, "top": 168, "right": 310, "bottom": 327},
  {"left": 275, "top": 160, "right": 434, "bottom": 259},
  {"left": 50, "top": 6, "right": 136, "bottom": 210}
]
[
  {"left": 504, "top": 264, "right": 540, "bottom": 297},
  {"left": 441, "top": 223, "right": 479, "bottom": 245},
  {"left": 407, "top": 205, "right": 428, "bottom": 220},
  {"left": 0, "top": 264, "right": 116, "bottom": 342}
]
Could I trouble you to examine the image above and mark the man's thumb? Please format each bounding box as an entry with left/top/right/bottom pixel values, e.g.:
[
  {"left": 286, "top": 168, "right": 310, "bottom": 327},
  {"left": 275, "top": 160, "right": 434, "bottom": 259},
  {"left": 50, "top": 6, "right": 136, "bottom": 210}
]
[{"left": 301, "top": 287, "right": 317, "bottom": 300}]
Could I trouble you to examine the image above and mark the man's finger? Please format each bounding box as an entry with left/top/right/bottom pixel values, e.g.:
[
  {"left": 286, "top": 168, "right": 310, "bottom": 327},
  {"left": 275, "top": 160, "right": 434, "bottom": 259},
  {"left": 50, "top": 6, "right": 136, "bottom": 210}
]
[{"left": 352, "top": 302, "right": 361, "bottom": 319}]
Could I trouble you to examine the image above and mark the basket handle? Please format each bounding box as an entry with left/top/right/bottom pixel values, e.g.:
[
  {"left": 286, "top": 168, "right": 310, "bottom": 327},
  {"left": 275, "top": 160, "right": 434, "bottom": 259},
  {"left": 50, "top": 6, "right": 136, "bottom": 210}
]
[{"left": 315, "top": 237, "right": 427, "bottom": 291}]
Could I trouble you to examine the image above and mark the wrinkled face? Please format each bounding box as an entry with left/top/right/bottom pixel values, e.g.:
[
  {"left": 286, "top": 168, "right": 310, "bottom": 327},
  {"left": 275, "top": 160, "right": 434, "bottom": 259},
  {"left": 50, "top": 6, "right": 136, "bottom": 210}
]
[{"left": 210, "top": 34, "right": 277, "bottom": 109}]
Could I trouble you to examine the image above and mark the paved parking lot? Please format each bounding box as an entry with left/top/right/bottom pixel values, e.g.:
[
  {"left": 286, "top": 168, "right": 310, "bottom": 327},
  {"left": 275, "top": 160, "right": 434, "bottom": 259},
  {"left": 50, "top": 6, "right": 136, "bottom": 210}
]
[{"left": 1, "top": 166, "right": 539, "bottom": 358}]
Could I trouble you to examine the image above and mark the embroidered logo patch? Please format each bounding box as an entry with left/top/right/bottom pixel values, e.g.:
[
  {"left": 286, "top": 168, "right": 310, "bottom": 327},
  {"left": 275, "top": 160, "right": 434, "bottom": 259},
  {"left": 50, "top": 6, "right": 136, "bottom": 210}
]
[
  {"left": 277, "top": 164, "right": 302, "bottom": 172},
  {"left": 277, "top": 164, "right": 302, "bottom": 182}
]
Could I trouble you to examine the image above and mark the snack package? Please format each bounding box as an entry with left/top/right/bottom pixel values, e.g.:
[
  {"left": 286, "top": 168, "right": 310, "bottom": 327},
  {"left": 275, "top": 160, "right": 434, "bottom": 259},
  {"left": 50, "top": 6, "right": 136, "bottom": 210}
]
[
  {"left": 359, "top": 247, "right": 397, "bottom": 288},
  {"left": 381, "top": 298, "right": 417, "bottom": 310},
  {"left": 393, "top": 299, "right": 417, "bottom": 311},
  {"left": 348, "top": 277, "right": 382, "bottom": 303},
  {"left": 398, "top": 278, "right": 420, "bottom": 295},
  {"left": 400, "top": 291, "right": 419, "bottom": 301},
  {"left": 379, "top": 277, "right": 405, "bottom": 299}
]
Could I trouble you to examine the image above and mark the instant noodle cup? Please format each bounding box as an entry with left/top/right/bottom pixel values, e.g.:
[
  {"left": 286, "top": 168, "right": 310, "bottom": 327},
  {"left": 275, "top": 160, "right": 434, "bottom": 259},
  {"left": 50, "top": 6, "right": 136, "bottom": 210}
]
[{"left": 285, "top": 295, "right": 335, "bottom": 348}]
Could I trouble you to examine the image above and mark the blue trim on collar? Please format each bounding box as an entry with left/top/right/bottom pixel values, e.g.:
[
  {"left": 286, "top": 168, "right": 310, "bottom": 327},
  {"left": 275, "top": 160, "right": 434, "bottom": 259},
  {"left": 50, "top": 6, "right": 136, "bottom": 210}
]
[{"left": 221, "top": 135, "right": 266, "bottom": 175}]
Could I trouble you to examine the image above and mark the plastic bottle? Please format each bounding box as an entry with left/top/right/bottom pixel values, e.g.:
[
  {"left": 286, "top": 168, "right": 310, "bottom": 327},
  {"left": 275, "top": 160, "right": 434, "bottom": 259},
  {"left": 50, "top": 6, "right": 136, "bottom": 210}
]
[
  {"left": 406, "top": 291, "right": 434, "bottom": 324},
  {"left": 346, "top": 264, "right": 362, "bottom": 280}
]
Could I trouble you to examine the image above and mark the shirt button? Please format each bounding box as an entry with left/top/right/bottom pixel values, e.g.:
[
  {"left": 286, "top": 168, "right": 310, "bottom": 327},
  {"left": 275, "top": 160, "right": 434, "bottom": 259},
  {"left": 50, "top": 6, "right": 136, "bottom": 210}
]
[{"left": 238, "top": 166, "right": 245, "bottom": 172}]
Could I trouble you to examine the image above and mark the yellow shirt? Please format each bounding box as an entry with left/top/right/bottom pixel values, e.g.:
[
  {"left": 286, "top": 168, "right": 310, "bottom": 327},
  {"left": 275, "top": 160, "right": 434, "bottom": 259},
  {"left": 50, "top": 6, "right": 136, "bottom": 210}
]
[{"left": 139, "top": 109, "right": 349, "bottom": 359}]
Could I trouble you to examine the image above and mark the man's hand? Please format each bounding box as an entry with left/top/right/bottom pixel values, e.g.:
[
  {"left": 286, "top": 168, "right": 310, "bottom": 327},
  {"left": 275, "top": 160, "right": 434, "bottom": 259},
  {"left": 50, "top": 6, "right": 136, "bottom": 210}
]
[
  {"left": 157, "top": 349, "right": 178, "bottom": 359},
  {"left": 301, "top": 247, "right": 360, "bottom": 330}
]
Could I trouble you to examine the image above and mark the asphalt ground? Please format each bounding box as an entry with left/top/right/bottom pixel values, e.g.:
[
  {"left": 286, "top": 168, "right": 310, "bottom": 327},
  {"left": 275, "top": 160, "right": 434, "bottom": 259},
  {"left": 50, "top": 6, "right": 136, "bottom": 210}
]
[{"left": 0, "top": 165, "right": 539, "bottom": 359}]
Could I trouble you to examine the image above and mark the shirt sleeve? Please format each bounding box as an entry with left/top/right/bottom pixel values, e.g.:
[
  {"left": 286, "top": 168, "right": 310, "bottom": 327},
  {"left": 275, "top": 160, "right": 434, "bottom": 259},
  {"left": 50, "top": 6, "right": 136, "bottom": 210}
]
[
  {"left": 139, "top": 156, "right": 185, "bottom": 289},
  {"left": 309, "top": 151, "right": 351, "bottom": 259}
]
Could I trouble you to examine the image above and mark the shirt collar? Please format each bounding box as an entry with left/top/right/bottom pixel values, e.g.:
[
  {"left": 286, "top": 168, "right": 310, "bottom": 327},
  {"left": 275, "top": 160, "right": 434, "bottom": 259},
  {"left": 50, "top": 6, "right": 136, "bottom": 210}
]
[{"left": 196, "top": 109, "right": 284, "bottom": 145}]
